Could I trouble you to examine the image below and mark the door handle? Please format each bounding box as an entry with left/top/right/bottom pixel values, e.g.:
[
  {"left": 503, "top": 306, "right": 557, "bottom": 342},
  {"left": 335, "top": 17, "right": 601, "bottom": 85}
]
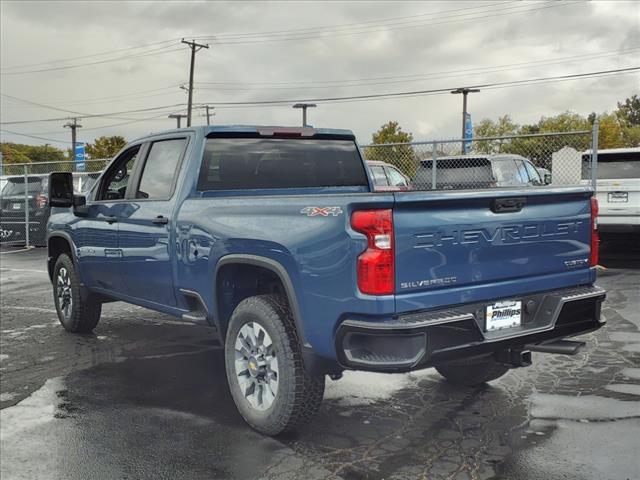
[
  {"left": 152, "top": 215, "right": 169, "bottom": 225},
  {"left": 104, "top": 216, "right": 118, "bottom": 224}
]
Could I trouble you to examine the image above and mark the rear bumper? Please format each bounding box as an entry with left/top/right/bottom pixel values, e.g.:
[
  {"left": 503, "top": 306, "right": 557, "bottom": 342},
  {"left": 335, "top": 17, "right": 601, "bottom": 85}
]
[{"left": 335, "top": 285, "right": 606, "bottom": 372}]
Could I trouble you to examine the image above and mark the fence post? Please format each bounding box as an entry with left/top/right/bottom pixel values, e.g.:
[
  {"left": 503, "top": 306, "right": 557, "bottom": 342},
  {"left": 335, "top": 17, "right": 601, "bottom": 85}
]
[
  {"left": 431, "top": 142, "right": 437, "bottom": 190},
  {"left": 591, "top": 120, "right": 599, "bottom": 191},
  {"left": 24, "top": 164, "right": 29, "bottom": 247}
]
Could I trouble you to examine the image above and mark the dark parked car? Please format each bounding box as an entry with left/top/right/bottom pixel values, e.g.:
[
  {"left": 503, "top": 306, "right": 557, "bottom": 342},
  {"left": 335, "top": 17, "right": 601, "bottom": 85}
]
[
  {"left": 0, "top": 174, "right": 49, "bottom": 246},
  {"left": 366, "top": 160, "right": 411, "bottom": 191},
  {"left": 415, "top": 154, "right": 544, "bottom": 190}
]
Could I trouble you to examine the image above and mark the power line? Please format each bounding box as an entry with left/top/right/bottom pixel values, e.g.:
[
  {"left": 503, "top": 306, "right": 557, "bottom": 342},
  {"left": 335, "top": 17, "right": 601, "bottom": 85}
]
[
  {"left": 197, "top": 1, "right": 578, "bottom": 45},
  {"left": 0, "top": 39, "right": 181, "bottom": 71},
  {"left": 0, "top": 84, "right": 182, "bottom": 108},
  {"left": 0, "top": 129, "right": 71, "bottom": 144},
  {"left": 0, "top": 103, "right": 187, "bottom": 125},
  {"left": 199, "top": 1, "right": 513, "bottom": 39},
  {"left": 200, "top": 67, "right": 639, "bottom": 107},
  {"left": 3, "top": 45, "right": 630, "bottom": 115},
  {"left": 0, "top": 93, "right": 178, "bottom": 122},
  {"left": 0, "top": 46, "right": 183, "bottom": 76},
  {"left": 1, "top": 67, "right": 636, "bottom": 126},
  {"left": 193, "top": 48, "right": 640, "bottom": 89}
]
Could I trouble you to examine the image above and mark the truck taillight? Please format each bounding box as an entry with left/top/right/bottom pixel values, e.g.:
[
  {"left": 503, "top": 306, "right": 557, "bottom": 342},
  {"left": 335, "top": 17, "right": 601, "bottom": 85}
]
[
  {"left": 590, "top": 197, "right": 599, "bottom": 267},
  {"left": 351, "top": 209, "right": 394, "bottom": 295},
  {"left": 36, "top": 194, "right": 48, "bottom": 209}
]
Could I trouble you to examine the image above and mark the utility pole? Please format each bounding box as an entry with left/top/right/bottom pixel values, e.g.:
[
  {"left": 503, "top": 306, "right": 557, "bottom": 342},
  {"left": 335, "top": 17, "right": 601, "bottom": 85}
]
[
  {"left": 293, "top": 103, "right": 317, "bottom": 126},
  {"left": 182, "top": 38, "right": 209, "bottom": 127},
  {"left": 63, "top": 118, "right": 82, "bottom": 159},
  {"left": 205, "top": 105, "right": 214, "bottom": 126},
  {"left": 168, "top": 113, "right": 188, "bottom": 128}
]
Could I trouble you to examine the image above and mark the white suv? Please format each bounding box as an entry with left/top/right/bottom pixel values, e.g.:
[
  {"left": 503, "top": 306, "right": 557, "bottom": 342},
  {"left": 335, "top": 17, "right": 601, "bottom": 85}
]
[{"left": 584, "top": 148, "right": 640, "bottom": 236}]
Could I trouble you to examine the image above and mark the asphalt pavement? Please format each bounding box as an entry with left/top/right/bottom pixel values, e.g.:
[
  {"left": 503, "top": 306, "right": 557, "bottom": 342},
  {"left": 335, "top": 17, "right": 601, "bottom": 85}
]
[{"left": 0, "top": 239, "right": 638, "bottom": 480}]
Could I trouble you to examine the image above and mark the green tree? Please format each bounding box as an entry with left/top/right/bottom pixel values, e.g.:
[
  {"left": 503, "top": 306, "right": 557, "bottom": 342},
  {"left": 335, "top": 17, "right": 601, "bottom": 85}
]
[
  {"left": 28, "top": 144, "right": 66, "bottom": 163},
  {"left": 363, "top": 121, "right": 417, "bottom": 177},
  {"left": 536, "top": 112, "right": 590, "bottom": 133},
  {"left": 616, "top": 95, "right": 640, "bottom": 126},
  {"left": 1, "top": 142, "right": 70, "bottom": 174},
  {"left": 85, "top": 135, "right": 126, "bottom": 159},
  {"left": 474, "top": 115, "right": 519, "bottom": 153}
]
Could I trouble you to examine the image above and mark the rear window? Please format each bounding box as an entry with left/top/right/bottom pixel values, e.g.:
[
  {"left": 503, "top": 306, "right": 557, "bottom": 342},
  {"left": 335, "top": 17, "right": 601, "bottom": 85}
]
[
  {"left": 1, "top": 177, "right": 45, "bottom": 196},
  {"left": 582, "top": 151, "right": 640, "bottom": 179},
  {"left": 416, "top": 158, "right": 493, "bottom": 189},
  {"left": 198, "top": 138, "right": 368, "bottom": 190}
]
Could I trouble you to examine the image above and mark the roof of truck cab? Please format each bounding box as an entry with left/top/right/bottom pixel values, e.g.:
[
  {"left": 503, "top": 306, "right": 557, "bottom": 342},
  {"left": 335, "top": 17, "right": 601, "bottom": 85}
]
[{"left": 135, "top": 125, "right": 355, "bottom": 142}]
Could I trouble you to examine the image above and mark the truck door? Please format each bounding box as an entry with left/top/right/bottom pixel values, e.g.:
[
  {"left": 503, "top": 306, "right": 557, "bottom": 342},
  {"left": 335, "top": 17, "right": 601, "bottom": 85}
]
[
  {"left": 116, "top": 137, "right": 189, "bottom": 306},
  {"left": 75, "top": 146, "right": 141, "bottom": 293}
]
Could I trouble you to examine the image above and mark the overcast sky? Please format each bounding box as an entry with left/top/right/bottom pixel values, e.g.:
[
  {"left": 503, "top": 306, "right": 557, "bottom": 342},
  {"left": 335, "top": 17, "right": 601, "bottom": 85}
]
[{"left": 0, "top": 0, "right": 638, "bottom": 149}]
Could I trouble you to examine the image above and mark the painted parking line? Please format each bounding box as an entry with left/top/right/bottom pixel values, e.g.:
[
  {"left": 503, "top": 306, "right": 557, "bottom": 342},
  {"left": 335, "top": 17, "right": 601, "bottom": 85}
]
[
  {"left": 2, "top": 305, "right": 57, "bottom": 314},
  {"left": 0, "top": 268, "right": 48, "bottom": 274},
  {"left": 0, "top": 247, "right": 35, "bottom": 255}
]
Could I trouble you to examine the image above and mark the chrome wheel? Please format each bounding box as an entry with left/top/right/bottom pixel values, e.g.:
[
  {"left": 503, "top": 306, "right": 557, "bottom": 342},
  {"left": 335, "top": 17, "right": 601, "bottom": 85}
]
[
  {"left": 234, "top": 322, "right": 279, "bottom": 411},
  {"left": 56, "top": 267, "right": 73, "bottom": 321}
]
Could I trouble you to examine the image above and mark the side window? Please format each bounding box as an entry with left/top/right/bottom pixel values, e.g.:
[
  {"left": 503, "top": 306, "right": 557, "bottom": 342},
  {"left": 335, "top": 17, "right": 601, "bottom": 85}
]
[
  {"left": 370, "top": 166, "right": 389, "bottom": 186},
  {"left": 492, "top": 159, "right": 519, "bottom": 185},
  {"left": 97, "top": 147, "right": 139, "bottom": 201},
  {"left": 386, "top": 166, "right": 408, "bottom": 187},
  {"left": 514, "top": 159, "right": 530, "bottom": 184},
  {"left": 524, "top": 161, "right": 542, "bottom": 185},
  {"left": 136, "top": 138, "right": 187, "bottom": 199}
]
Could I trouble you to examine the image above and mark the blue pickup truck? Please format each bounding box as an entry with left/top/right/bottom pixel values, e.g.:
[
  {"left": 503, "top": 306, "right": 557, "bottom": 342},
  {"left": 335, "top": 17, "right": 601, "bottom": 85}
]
[{"left": 46, "top": 125, "right": 605, "bottom": 435}]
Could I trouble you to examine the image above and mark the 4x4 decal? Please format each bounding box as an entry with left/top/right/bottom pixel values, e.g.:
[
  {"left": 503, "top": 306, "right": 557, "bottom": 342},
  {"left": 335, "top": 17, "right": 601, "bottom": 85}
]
[{"left": 300, "top": 206, "right": 343, "bottom": 217}]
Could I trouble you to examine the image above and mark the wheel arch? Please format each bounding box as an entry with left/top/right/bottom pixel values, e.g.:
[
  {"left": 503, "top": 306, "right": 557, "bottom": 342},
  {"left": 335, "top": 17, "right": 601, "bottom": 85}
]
[
  {"left": 47, "top": 232, "right": 78, "bottom": 282},
  {"left": 214, "top": 254, "right": 308, "bottom": 348}
]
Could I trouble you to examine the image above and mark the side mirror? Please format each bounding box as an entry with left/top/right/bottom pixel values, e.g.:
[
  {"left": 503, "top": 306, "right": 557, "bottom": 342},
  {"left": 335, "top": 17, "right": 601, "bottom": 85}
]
[
  {"left": 544, "top": 173, "right": 552, "bottom": 185},
  {"left": 49, "top": 172, "right": 73, "bottom": 208}
]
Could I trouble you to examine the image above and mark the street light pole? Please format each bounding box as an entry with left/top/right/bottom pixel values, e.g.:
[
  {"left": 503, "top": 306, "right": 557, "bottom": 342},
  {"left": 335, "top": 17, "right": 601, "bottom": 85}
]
[
  {"left": 168, "top": 113, "right": 187, "bottom": 128},
  {"left": 451, "top": 88, "right": 479, "bottom": 151},
  {"left": 293, "top": 103, "right": 317, "bottom": 127}
]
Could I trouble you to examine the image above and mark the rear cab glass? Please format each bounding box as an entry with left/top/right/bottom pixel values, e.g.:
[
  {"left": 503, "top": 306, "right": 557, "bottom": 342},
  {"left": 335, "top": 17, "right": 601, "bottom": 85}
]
[
  {"left": 197, "top": 137, "right": 368, "bottom": 190},
  {"left": 415, "top": 157, "right": 494, "bottom": 190},
  {"left": 2, "top": 177, "right": 46, "bottom": 196},
  {"left": 582, "top": 151, "right": 640, "bottom": 179}
]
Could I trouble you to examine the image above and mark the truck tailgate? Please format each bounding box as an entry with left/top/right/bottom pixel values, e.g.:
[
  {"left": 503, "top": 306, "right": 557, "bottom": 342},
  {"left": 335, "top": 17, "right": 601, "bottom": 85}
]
[{"left": 393, "top": 187, "right": 595, "bottom": 313}]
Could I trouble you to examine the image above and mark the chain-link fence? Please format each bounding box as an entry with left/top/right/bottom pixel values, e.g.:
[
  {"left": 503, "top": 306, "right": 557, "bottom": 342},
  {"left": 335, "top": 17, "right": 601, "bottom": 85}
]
[
  {"left": 0, "top": 125, "right": 601, "bottom": 247},
  {"left": 361, "top": 126, "right": 598, "bottom": 192},
  {"left": 0, "top": 159, "right": 109, "bottom": 246}
]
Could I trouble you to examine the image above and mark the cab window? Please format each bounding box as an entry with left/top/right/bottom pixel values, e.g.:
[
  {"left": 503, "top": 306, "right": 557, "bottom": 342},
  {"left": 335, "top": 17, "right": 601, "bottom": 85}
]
[
  {"left": 524, "top": 161, "right": 542, "bottom": 185},
  {"left": 370, "top": 166, "right": 389, "bottom": 186},
  {"left": 386, "top": 166, "right": 408, "bottom": 187},
  {"left": 136, "top": 138, "right": 187, "bottom": 199},
  {"left": 97, "top": 147, "right": 139, "bottom": 201}
]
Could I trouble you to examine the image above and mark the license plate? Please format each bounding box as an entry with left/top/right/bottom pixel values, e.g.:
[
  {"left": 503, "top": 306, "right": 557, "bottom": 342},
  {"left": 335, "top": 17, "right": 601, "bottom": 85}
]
[
  {"left": 608, "top": 192, "right": 628, "bottom": 203},
  {"left": 12, "top": 203, "right": 21, "bottom": 210},
  {"left": 486, "top": 300, "right": 522, "bottom": 332}
]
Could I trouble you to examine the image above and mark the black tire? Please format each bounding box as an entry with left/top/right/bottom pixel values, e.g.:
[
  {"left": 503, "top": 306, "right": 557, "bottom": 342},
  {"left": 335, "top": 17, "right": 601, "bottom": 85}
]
[
  {"left": 224, "top": 294, "right": 325, "bottom": 436},
  {"left": 52, "top": 254, "right": 101, "bottom": 333},
  {"left": 435, "top": 355, "right": 509, "bottom": 386}
]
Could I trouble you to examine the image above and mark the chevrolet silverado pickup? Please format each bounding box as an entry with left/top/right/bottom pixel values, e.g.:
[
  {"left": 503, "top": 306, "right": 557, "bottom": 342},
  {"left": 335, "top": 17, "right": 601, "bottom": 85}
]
[{"left": 46, "top": 125, "right": 605, "bottom": 435}]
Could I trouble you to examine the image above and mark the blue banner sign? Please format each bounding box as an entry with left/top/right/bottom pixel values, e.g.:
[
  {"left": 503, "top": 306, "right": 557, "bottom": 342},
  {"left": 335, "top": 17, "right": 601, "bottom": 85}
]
[
  {"left": 463, "top": 113, "right": 473, "bottom": 154},
  {"left": 74, "top": 143, "right": 86, "bottom": 172}
]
